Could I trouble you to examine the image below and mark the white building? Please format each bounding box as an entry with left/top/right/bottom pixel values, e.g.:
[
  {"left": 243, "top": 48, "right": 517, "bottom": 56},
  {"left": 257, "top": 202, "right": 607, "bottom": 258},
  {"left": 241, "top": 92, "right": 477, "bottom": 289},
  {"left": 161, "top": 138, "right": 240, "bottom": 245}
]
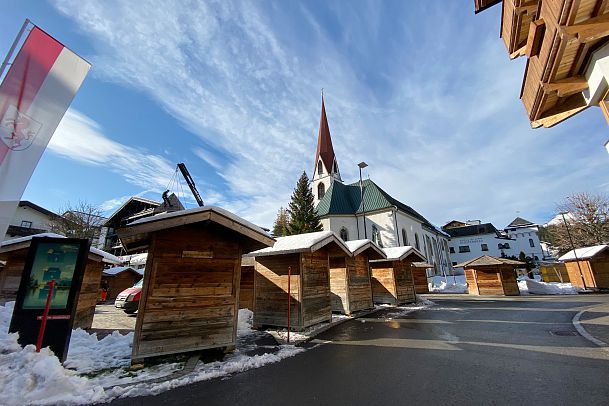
[
  {"left": 444, "top": 217, "right": 544, "bottom": 269},
  {"left": 310, "top": 97, "right": 452, "bottom": 277},
  {"left": 2, "top": 201, "right": 57, "bottom": 242}
]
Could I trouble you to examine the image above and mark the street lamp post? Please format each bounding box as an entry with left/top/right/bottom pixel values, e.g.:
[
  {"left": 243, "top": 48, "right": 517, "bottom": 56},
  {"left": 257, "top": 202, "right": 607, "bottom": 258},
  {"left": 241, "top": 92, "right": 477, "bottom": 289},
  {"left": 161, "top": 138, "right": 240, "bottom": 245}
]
[
  {"left": 358, "top": 162, "right": 368, "bottom": 239},
  {"left": 560, "top": 211, "right": 587, "bottom": 291}
]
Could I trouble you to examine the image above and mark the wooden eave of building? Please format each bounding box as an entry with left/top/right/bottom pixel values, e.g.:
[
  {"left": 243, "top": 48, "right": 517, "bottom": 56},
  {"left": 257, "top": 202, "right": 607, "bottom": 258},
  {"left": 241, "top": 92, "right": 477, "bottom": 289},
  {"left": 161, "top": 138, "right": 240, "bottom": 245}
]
[
  {"left": 520, "top": 1, "right": 609, "bottom": 128},
  {"left": 117, "top": 206, "right": 274, "bottom": 253},
  {"left": 475, "top": 0, "right": 503, "bottom": 14},
  {"left": 502, "top": 0, "right": 541, "bottom": 59}
]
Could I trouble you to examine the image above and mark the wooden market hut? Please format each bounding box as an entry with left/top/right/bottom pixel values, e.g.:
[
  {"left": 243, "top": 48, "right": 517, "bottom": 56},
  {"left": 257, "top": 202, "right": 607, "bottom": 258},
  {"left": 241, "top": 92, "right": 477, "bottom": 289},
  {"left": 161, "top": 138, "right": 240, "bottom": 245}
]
[
  {"left": 457, "top": 256, "right": 524, "bottom": 296},
  {"left": 239, "top": 256, "right": 255, "bottom": 310},
  {"left": 0, "top": 233, "right": 121, "bottom": 329},
  {"left": 539, "top": 261, "right": 570, "bottom": 283},
  {"left": 328, "top": 239, "right": 386, "bottom": 315},
  {"left": 559, "top": 245, "right": 609, "bottom": 290},
  {"left": 248, "top": 231, "right": 351, "bottom": 330},
  {"left": 116, "top": 206, "right": 274, "bottom": 363},
  {"left": 101, "top": 266, "right": 143, "bottom": 300},
  {"left": 411, "top": 262, "right": 435, "bottom": 294},
  {"left": 369, "top": 246, "right": 426, "bottom": 305}
]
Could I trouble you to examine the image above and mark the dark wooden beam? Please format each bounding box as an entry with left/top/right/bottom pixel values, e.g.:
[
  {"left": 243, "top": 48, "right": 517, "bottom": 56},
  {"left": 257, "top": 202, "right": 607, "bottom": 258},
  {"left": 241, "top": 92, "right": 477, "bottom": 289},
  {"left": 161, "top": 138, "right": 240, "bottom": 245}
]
[
  {"left": 561, "top": 13, "right": 609, "bottom": 43},
  {"left": 542, "top": 76, "right": 588, "bottom": 97}
]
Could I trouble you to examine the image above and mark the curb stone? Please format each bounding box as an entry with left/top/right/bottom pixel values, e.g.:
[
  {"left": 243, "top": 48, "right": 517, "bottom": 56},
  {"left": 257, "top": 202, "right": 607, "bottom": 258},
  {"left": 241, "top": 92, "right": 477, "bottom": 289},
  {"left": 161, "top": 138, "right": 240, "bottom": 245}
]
[{"left": 572, "top": 307, "right": 609, "bottom": 350}]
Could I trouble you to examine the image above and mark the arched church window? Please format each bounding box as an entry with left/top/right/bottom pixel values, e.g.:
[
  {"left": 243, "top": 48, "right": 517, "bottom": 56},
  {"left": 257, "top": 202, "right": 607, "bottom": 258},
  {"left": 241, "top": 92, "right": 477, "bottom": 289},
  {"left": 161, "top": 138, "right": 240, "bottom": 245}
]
[
  {"left": 318, "top": 182, "right": 325, "bottom": 199},
  {"left": 415, "top": 233, "right": 420, "bottom": 250},
  {"left": 318, "top": 160, "right": 323, "bottom": 175},
  {"left": 340, "top": 227, "right": 349, "bottom": 241},
  {"left": 372, "top": 225, "right": 383, "bottom": 248},
  {"left": 402, "top": 229, "right": 408, "bottom": 246}
]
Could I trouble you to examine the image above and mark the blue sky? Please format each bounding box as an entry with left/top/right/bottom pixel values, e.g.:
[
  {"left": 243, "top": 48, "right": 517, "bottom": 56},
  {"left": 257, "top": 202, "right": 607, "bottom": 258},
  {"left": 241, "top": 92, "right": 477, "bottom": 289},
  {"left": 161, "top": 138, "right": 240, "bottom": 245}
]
[{"left": 1, "top": 0, "right": 608, "bottom": 229}]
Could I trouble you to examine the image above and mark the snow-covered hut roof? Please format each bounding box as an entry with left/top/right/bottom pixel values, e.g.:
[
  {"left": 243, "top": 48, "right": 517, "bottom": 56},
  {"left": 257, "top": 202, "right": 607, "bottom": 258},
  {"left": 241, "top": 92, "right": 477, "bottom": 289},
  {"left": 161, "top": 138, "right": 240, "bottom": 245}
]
[
  {"left": 412, "top": 261, "right": 434, "bottom": 268},
  {"left": 559, "top": 245, "right": 609, "bottom": 261},
  {"left": 0, "top": 233, "right": 121, "bottom": 264},
  {"left": 247, "top": 231, "right": 350, "bottom": 257},
  {"left": 117, "top": 206, "right": 274, "bottom": 253},
  {"left": 370, "top": 246, "right": 426, "bottom": 262},
  {"left": 344, "top": 239, "right": 386, "bottom": 260},
  {"left": 241, "top": 255, "right": 255, "bottom": 267},
  {"left": 102, "top": 266, "right": 140, "bottom": 277},
  {"left": 454, "top": 255, "right": 524, "bottom": 268}
]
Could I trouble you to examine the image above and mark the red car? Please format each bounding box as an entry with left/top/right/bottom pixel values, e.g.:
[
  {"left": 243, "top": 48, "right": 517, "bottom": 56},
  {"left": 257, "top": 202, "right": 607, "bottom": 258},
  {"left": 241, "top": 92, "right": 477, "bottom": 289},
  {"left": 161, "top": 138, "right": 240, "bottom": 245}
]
[{"left": 114, "top": 278, "right": 142, "bottom": 314}]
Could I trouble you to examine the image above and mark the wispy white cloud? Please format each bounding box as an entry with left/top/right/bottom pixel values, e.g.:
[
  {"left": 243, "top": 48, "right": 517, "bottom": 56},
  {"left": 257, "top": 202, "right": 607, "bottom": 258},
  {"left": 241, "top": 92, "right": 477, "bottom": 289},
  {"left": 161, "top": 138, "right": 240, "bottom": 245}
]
[
  {"left": 51, "top": 0, "right": 609, "bottom": 228},
  {"left": 48, "top": 109, "right": 175, "bottom": 193}
]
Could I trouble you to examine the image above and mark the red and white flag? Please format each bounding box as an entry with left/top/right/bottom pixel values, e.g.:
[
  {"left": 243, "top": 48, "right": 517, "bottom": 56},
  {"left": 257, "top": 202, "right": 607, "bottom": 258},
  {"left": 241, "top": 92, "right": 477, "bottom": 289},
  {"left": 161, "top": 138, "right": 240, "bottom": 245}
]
[{"left": 0, "top": 24, "right": 90, "bottom": 238}]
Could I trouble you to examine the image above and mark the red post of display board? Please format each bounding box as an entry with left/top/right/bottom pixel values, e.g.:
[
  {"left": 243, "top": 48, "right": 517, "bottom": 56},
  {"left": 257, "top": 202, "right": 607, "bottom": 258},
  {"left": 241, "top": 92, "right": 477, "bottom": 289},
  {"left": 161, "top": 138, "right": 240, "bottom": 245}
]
[
  {"left": 36, "top": 280, "right": 55, "bottom": 352},
  {"left": 287, "top": 266, "right": 291, "bottom": 343}
]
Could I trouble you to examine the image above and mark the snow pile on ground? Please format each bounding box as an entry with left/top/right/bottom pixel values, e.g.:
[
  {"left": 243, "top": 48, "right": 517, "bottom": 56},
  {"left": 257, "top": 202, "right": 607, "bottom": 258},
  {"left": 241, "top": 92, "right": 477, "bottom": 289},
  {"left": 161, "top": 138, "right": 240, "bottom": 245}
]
[
  {"left": 518, "top": 278, "right": 577, "bottom": 295},
  {"left": 109, "top": 345, "right": 304, "bottom": 399},
  {"left": 64, "top": 329, "right": 134, "bottom": 373},
  {"left": 0, "top": 301, "right": 105, "bottom": 406},
  {"left": 383, "top": 296, "right": 436, "bottom": 319},
  {"left": 0, "top": 301, "right": 305, "bottom": 404},
  {"left": 429, "top": 275, "right": 468, "bottom": 294},
  {"left": 237, "top": 308, "right": 254, "bottom": 337},
  {"left": 269, "top": 314, "right": 350, "bottom": 344}
]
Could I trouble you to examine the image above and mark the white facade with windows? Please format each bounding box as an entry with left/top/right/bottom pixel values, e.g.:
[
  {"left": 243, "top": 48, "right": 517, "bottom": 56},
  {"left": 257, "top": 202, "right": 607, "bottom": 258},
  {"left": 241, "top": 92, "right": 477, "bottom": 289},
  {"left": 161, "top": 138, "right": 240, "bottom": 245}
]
[
  {"left": 445, "top": 218, "right": 544, "bottom": 270},
  {"left": 3, "top": 201, "right": 56, "bottom": 242}
]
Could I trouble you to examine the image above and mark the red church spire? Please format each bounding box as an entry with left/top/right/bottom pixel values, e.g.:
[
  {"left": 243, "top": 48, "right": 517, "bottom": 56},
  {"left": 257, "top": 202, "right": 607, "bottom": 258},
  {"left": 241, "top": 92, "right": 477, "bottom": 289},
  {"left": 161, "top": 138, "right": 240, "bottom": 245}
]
[{"left": 315, "top": 94, "right": 337, "bottom": 176}]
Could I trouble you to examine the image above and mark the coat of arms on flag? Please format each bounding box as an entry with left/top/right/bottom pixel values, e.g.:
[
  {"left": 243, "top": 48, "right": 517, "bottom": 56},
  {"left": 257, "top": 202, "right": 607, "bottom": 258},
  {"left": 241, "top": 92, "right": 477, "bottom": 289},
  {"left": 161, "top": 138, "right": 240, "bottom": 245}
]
[{"left": 0, "top": 104, "right": 42, "bottom": 151}]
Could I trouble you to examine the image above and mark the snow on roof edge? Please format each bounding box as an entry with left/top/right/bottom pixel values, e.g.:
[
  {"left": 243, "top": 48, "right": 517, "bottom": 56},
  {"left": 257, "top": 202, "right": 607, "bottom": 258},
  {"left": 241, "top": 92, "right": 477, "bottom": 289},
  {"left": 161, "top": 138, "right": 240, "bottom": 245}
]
[{"left": 1, "top": 233, "right": 121, "bottom": 264}]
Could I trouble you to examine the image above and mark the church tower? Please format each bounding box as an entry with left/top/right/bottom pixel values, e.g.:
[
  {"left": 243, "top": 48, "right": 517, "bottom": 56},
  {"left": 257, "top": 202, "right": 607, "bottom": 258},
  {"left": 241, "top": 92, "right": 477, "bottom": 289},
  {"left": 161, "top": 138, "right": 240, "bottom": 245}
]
[{"left": 312, "top": 95, "right": 341, "bottom": 205}]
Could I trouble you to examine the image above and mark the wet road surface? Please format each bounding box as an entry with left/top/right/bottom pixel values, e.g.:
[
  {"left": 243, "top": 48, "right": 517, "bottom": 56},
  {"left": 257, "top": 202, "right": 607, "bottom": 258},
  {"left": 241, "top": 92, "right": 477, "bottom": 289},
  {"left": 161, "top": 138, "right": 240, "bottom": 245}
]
[{"left": 108, "top": 295, "right": 609, "bottom": 406}]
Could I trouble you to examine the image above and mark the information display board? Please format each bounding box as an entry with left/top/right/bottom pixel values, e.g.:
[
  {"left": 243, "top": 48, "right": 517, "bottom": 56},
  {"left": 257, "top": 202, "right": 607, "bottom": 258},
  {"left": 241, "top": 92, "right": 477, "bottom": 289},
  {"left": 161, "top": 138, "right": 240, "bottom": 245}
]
[{"left": 9, "top": 237, "right": 88, "bottom": 362}]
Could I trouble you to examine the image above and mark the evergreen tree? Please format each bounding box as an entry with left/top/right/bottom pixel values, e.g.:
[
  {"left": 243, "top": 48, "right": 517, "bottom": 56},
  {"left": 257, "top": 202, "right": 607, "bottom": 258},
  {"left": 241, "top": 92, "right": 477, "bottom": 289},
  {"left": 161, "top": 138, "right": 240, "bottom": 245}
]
[
  {"left": 272, "top": 207, "right": 290, "bottom": 237},
  {"left": 287, "top": 171, "right": 323, "bottom": 235}
]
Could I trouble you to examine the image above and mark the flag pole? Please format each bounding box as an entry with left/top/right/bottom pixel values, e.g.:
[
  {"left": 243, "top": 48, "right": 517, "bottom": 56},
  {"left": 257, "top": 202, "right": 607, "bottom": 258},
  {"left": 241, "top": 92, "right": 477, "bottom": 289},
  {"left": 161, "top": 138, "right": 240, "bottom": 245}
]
[{"left": 0, "top": 18, "right": 31, "bottom": 81}]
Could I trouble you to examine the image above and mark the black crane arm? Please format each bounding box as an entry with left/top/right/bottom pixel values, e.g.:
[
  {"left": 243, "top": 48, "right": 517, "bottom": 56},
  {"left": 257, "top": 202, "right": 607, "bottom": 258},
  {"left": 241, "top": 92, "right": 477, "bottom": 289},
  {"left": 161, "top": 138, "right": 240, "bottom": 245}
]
[{"left": 177, "top": 162, "right": 204, "bottom": 207}]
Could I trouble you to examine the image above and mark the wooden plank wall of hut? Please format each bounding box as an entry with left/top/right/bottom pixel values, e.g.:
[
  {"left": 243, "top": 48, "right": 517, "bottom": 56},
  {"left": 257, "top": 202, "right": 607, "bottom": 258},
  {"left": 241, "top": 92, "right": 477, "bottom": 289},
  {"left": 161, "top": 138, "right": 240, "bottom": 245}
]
[
  {"left": 329, "top": 256, "right": 349, "bottom": 313},
  {"left": 565, "top": 261, "right": 596, "bottom": 289},
  {"left": 465, "top": 269, "right": 478, "bottom": 295},
  {"left": 474, "top": 268, "right": 505, "bottom": 295},
  {"left": 394, "top": 261, "right": 416, "bottom": 304},
  {"left": 0, "top": 248, "right": 27, "bottom": 304},
  {"left": 301, "top": 250, "right": 332, "bottom": 328},
  {"left": 132, "top": 224, "right": 241, "bottom": 361},
  {"left": 347, "top": 254, "right": 373, "bottom": 312},
  {"left": 591, "top": 259, "right": 609, "bottom": 289},
  {"left": 73, "top": 258, "right": 104, "bottom": 329},
  {"left": 412, "top": 267, "right": 430, "bottom": 294},
  {"left": 239, "top": 265, "right": 254, "bottom": 309},
  {"left": 500, "top": 267, "right": 520, "bottom": 296},
  {"left": 254, "top": 254, "right": 301, "bottom": 328},
  {"left": 540, "top": 263, "right": 569, "bottom": 283},
  {"left": 370, "top": 262, "right": 398, "bottom": 304}
]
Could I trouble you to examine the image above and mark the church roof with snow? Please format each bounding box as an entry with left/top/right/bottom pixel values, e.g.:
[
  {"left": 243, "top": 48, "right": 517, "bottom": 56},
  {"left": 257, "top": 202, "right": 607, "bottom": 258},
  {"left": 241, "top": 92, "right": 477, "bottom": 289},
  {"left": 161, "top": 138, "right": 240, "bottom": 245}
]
[{"left": 316, "top": 179, "right": 438, "bottom": 231}]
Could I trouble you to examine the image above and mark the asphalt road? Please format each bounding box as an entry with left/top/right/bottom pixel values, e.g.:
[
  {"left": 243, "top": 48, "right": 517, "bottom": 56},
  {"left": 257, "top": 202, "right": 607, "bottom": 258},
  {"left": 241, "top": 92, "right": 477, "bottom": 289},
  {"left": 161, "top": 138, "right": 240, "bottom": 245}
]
[{"left": 108, "top": 295, "right": 609, "bottom": 406}]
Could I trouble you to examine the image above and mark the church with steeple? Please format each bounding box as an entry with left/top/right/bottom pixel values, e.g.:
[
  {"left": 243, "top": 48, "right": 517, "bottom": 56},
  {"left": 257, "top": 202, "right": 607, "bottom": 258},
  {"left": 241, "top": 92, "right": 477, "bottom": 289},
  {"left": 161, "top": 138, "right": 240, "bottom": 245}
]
[{"left": 311, "top": 96, "right": 454, "bottom": 277}]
